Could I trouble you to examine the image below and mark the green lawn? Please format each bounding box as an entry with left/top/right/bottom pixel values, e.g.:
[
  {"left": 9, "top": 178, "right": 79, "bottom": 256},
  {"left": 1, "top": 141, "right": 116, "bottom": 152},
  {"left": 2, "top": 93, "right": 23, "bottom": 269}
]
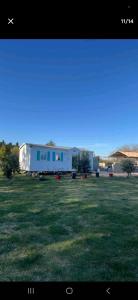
[{"left": 0, "top": 174, "right": 138, "bottom": 281}]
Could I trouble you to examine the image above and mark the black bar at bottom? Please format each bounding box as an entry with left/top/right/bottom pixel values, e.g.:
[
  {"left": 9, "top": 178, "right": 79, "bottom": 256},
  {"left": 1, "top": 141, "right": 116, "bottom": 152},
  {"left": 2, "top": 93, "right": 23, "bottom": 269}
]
[{"left": 0, "top": 282, "right": 137, "bottom": 298}]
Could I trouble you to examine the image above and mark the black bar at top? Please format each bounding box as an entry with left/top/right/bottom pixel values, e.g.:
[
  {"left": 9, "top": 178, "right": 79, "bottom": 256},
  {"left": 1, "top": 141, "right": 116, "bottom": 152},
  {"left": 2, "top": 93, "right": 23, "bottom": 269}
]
[{"left": 0, "top": 2, "right": 138, "bottom": 38}]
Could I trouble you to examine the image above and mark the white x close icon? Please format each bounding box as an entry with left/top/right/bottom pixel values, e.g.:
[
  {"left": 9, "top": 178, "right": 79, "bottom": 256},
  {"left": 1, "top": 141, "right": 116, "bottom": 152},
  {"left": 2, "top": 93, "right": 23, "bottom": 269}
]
[{"left": 8, "top": 18, "right": 14, "bottom": 24}]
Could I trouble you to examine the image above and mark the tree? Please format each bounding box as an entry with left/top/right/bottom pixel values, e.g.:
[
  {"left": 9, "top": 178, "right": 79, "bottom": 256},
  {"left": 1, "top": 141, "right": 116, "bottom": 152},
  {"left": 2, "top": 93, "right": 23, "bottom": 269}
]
[
  {"left": 10, "top": 153, "right": 19, "bottom": 174},
  {"left": 72, "top": 151, "right": 91, "bottom": 173},
  {"left": 0, "top": 145, "right": 12, "bottom": 178},
  {"left": 0, "top": 144, "right": 19, "bottom": 178},
  {"left": 118, "top": 144, "right": 138, "bottom": 151},
  {"left": 80, "top": 151, "right": 91, "bottom": 173},
  {"left": 0, "top": 140, "right": 5, "bottom": 148},
  {"left": 72, "top": 154, "right": 80, "bottom": 170},
  {"left": 11, "top": 145, "right": 19, "bottom": 157},
  {"left": 0, "top": 144, "right": 11, "bottom": 157},
  {"left": 45, "top": 140, "right": 56, "bottom": 146},
  {"left": 118, "top": 145, "right": 132, "bottom": 151},
  {"left": 0, "top": 156, "right": 13, "bottom": 178},
  {"left": 121, "top": 159, "right": 135, "bottom": 177}
]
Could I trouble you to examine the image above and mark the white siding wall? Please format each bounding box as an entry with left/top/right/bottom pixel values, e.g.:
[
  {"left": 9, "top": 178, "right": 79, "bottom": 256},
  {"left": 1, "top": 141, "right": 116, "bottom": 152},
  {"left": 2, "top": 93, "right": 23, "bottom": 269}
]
[
  {"left": 30, "top": 146, "right": 72, "bottom": 172},
  {"left": 19, "top": 144, "right": 31, "bottom": 171}
]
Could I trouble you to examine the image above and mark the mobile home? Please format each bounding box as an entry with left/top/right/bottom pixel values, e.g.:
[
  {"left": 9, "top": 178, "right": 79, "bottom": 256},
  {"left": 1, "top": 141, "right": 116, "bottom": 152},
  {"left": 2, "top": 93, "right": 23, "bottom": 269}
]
[{"left": 19, "top": 143, "right": 95, "bottom": 172}]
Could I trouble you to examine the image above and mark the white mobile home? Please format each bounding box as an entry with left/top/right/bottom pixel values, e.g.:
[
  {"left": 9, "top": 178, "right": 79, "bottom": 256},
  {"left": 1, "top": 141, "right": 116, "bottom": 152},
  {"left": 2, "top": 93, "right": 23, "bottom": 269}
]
[{"left": 19, "top": 143, "right": 95, "bottom": 172}]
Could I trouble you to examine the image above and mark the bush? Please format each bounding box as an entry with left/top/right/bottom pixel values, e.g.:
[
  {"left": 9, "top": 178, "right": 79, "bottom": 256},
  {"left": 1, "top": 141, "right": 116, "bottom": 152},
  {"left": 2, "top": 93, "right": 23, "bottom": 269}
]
[
  {"left": 72, "top": 151, "right": 91, "bottom": 173},
  {"left": 0, "top": 145, "right": 19, "bottom": 178},
  {"left": 121, "top": 159, "right": 135, "bottom": 177},
  {"left": 4, "top": 167, "right": 12, "bottom": 179}
]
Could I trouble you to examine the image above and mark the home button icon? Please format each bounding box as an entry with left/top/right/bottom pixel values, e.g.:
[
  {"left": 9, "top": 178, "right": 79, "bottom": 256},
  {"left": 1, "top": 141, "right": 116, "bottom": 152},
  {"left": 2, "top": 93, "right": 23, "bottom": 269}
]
[{"left": 66, "top": 287, "right": 73, "bottom": 295}]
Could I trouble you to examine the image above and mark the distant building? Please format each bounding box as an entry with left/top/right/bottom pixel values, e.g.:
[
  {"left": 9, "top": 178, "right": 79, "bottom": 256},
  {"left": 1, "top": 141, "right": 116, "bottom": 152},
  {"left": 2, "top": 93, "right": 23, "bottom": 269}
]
[
  {"left": 110, "top": 151, "right": 138, "bottom": 172},
  {"left": 110, "top": 151, "right": 138, "bottom": 159},
  {"left": 19, "top": 143, "right": 96, "bottom": 173},
  {"left": 99, "top": 162, "right": 106, "bottom": 168}
]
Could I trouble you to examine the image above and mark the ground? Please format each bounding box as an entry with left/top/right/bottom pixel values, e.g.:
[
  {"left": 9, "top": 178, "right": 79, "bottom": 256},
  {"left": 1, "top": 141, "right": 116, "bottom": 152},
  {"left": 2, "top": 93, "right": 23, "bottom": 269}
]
[{"left": 0, "top": 173, "right": 138, "bottom": 281}]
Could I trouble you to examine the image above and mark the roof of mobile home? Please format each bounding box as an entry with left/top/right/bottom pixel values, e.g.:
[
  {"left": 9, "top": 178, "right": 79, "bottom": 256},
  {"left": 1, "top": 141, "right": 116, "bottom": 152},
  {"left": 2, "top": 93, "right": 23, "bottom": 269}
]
[{"left": 19, "top": 143, "right": 93, "bottom": 152}]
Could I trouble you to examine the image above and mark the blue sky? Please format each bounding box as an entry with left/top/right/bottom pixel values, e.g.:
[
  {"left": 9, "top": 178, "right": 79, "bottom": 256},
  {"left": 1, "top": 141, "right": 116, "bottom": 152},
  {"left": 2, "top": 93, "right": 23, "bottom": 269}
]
[{"left": 0, "top": 39, "right": 138, "bottom": 156}]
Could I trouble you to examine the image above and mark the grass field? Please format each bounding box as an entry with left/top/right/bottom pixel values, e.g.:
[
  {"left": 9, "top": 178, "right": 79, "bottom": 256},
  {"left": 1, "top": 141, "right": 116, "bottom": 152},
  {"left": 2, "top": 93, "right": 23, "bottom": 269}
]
[{"left": 0, "top": 173, "right": 138, "bottom": 281}]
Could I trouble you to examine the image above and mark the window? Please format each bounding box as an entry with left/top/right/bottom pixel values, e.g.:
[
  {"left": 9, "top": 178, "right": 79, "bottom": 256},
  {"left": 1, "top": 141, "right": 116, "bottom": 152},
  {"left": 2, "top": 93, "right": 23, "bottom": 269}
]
[
  {"left": 61, "top": 152, "right": 63, "bottom": 161},
  {"left": 56, "top": 153, "right": 60, "bottom": 160},
  {"left": 52, "top": 152, "right": 55, "bottom": 161},
  {"left": 41, "top": 153, "right": 47, "bottom": 160},
  {"left": 47, "top": 151, "right": 50, "bottom": 161},
  {"left": 54, "top": 152, "right": 64, "bottom": 161},
  {"left": 37, "top": 151, "right": 40, "bottom": 160},
  {"left": 55, "top": 152, "right": 63, "bottom": 161}
]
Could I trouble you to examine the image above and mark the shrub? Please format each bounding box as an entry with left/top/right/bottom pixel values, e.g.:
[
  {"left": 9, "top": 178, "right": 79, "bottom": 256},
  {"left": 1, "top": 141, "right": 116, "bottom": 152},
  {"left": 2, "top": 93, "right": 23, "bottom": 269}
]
[
  {"left": 121, "top": 159, "right": 135, "bottom": 177},
  {"left": 72, "top": 151, "right": 91, "bottom": 173},
  {"left": 0, "top": 145, "right": 19, "bottom": 178}
]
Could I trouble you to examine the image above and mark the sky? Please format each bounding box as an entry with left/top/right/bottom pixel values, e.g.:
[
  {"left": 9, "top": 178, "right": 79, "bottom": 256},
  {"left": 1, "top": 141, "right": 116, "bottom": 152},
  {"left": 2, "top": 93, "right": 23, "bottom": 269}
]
[{"left": 0, "top": 39, "right": 138, "bottom": 156}]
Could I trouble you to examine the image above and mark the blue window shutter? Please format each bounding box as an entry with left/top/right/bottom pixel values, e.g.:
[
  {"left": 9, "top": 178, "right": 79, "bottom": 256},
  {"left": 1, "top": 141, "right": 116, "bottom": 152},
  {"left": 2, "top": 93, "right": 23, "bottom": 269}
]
[
  {"left": 47, "top": 151, "right": 50, "bottom": 161},
  {"left": 61, "top": 152, "right": 63, "bottom": 161},
  {"left": 37, "top": 151, "right": 40, "bottom": 160},
  {"left": 52, "top": 152, "right": 55, "bottom": 161}
]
